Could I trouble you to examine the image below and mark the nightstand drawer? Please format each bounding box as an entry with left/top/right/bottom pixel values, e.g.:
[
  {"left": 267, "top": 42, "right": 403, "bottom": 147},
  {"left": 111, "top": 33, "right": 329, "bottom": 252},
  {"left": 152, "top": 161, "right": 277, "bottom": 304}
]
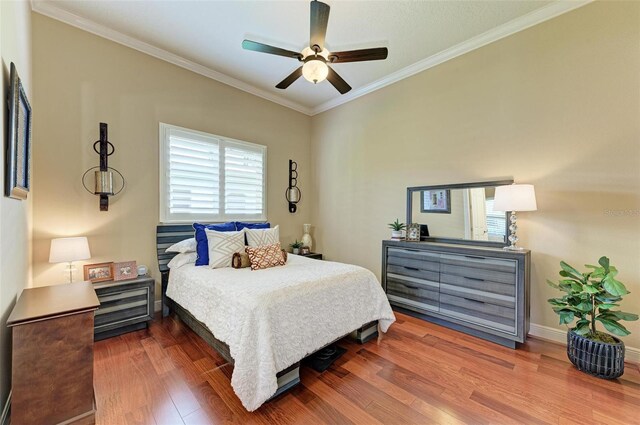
[{"left": 93, "top": 276, "right": 155, "bottom": 339}]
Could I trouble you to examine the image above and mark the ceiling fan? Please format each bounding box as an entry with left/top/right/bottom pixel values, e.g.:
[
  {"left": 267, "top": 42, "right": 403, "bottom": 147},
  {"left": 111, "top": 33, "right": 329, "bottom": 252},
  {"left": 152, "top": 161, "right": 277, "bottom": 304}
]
[{"left": 242, "top": 0, "right": 388, "bottom": 94}]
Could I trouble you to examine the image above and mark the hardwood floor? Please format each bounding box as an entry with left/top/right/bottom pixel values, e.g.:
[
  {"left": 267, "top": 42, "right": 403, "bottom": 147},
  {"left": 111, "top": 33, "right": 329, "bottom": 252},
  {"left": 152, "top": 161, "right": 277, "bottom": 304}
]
[{"left": 94, "top": 312, "right": 640, "bottom": 424}]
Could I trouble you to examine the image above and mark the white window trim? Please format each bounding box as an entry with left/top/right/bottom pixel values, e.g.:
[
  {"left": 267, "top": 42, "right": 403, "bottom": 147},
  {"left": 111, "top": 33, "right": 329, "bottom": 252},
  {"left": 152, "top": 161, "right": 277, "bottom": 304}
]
[{"left": 159, "top": 122, "right": 267, "bottom": 223}]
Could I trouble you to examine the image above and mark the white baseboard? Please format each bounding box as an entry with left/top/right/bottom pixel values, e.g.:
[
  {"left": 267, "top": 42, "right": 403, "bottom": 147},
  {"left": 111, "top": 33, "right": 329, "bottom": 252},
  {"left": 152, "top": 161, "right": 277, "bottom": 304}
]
[
  {"left": 1, "top": 391, "right": 10, "bottom": 425},
  {"left": 154, "top": 300, "right": 162, "bottom": 313},
  {"left": 529, "top": 323, "right": 640, "bottom": 364}
]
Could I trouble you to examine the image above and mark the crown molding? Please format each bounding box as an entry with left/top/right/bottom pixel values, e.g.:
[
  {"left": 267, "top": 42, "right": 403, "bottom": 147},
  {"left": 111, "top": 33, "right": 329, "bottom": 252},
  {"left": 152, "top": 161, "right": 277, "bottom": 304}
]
[
  {"left": 32, "top": 0, "right": 592, "bottom": 117},
  {"left": 30, "top": 1, "right": 314, "bottom": 115},
  {"left": 310, "top": 0, "right": 593, "bottom": 115}
]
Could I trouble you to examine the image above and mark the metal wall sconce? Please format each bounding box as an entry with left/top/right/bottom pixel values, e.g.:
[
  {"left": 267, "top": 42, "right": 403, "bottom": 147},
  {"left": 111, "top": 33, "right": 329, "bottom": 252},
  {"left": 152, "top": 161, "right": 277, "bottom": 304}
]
[
  {"left": 285, "top": 159, "right": 301, "bottom": 213},
  {"left": 82, "top": 123, "right": 125, "bottom": 211}
]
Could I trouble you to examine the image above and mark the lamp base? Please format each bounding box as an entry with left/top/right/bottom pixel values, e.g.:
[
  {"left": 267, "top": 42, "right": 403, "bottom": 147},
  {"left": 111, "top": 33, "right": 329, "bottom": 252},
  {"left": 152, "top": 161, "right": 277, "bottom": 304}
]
[{"left": 503, "top": 245, "right": 525, "bottom": 251}]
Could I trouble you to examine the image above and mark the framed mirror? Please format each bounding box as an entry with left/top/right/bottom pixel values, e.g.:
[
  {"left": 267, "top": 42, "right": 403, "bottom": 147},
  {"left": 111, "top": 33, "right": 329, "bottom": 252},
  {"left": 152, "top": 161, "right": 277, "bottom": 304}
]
[{"left": 406, "top": 179, "right": 513, "bottom": 247}]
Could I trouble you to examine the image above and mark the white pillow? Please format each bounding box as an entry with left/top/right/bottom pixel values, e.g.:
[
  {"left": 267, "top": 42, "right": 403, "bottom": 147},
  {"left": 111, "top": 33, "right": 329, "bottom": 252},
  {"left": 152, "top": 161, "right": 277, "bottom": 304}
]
[
  {"left": 245, "top": 225, "right": 280, "bottom": 247},
  {"left": 167, "top": 252, "right": 197, "bottom": 269},
  {"left": 165, "top": 237, "right": 196, "bottom": 253},
  {"left": 205, "top": 228, "right": 246, "bottom": 269}
]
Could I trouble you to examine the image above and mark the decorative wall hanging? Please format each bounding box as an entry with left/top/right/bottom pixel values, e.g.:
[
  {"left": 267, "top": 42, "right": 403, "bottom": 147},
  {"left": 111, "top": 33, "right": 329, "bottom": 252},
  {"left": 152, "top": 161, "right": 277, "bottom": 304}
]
[
  {"left": 286, "top": 159, "right": 301, "bottom": 213},
  {"left": 5, "top": 62, "right": 32, "bottom": 200},
  {"left": 82, "top": 123, "right": 125, "bottom": 211}
]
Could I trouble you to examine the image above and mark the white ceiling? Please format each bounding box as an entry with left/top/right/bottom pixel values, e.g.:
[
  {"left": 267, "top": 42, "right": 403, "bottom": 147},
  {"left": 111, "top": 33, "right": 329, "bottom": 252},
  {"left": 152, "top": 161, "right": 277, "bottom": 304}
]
[{"left": 32, "top": 1, "right": 589, "bottom": 115}]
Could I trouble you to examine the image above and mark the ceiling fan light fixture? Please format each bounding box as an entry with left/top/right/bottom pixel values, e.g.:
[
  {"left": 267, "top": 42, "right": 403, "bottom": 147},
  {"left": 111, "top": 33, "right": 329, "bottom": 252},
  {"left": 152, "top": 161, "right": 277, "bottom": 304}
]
[{"left": 302, "top": 59, "right": 329, "bottom": 84}]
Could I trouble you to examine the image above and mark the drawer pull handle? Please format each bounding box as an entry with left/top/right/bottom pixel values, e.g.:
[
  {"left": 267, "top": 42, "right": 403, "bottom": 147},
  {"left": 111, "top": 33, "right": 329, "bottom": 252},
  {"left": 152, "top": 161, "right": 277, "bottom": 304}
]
[
  {"left": 465, "top": 276, "right": 485, "bottom": 282},
  {"left": 464, "top": 297, "right": 485, "bottom": 304},
  {"left": 465, "top": 255, "right": 486, "bottom": 260},
  {"left": 404, "top": 266, "right": 420, "bottom": 271},
  {"left": 403, "top": 284, "right": 421, "bottom": 290}
]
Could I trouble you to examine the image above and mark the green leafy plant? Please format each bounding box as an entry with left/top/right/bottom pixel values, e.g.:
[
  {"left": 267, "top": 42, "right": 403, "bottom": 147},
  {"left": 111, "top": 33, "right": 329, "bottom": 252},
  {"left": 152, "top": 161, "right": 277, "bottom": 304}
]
[
  {"left": 388, "top": 219, "right": 406, "bottom": 231},
  {"left": 547, "top": 256, "right": 638, "bottom": 342},
  {"left": 289, "top": 240, "right": 304, "bottom": 249}
]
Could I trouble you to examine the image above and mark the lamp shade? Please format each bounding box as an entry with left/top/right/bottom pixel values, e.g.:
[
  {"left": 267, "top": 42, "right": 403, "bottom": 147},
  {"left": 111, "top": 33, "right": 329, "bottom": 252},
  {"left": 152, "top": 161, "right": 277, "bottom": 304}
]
[
  {"left": 49, "top": 237, "right": 91, "bottom": 263},
  {"left": 494, "top": 184, "right": 537, "bottom": 212}
]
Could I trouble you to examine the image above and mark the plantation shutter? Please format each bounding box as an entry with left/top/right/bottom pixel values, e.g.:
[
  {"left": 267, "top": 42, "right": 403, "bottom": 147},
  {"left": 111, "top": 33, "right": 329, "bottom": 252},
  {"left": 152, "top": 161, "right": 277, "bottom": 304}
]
[
  {"left": 224, "top": 143, "right": 265, "bottom": 216},
  {"left": 485, "top": 198, "right": 506, "bottom": 238},
  {"left": 167, "top": 129, "right": 220, "bottom": 217}
]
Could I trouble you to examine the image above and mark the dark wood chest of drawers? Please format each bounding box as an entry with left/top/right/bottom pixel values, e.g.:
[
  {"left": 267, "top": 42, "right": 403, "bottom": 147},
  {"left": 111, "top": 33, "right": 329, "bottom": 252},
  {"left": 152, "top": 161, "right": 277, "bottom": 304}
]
[{"left": 382, "top": 240, "right": 530, "bottom": 348}]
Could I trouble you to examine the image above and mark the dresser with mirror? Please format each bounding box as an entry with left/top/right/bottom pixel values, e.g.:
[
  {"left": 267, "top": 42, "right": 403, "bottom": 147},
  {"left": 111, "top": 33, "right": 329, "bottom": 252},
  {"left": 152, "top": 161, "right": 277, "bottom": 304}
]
[{"left": 383, "top": 180, "right": 530, "bottom": 348}]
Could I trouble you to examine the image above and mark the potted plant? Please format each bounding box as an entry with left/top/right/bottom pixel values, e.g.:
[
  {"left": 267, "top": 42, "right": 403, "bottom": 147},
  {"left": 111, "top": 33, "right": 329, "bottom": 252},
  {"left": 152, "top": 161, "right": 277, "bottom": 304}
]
[
  {"left": 289, "top": 240, "right": 303, "bottom": 255},
  {"left": 547, "top": 256, "right": 638, "bottom": 379},
  {"left": 388, "top": 219, "right": 406, "bottom": 239}
]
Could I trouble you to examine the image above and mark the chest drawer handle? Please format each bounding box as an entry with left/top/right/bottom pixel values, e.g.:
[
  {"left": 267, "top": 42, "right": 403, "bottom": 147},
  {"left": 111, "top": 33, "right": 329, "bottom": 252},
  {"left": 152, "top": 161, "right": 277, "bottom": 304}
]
[
  {"left": 464, "top": 297, "right": 485, "bottom": 304},
  {"left": 404, "top": 266, "right": 420, "bottom": 271},
  {"left": 403, "top": 284, "right": 420, "bottom": 290},
  {"left": 465, "top": 276, "right": 485, "bottom": 282},
  {"left": 465, "top": 255, "right": 486, "bottom": 260}
]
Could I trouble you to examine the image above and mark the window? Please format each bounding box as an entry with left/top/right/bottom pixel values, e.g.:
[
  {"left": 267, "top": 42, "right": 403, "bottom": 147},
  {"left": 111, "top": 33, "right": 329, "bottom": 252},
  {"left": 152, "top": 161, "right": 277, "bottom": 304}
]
[
  {"left": 159, "top": 123, "right": 266, "bottom": 223},
  {"left": 485, "top": 198, "right": 506, "bottom": 241}
]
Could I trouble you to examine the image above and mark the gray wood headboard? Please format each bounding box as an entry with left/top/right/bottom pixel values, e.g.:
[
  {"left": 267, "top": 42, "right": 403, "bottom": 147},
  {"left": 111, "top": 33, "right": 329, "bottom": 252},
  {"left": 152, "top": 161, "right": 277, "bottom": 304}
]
[{"left": 156, "top": 224, "right": 196, "bottom": 316}]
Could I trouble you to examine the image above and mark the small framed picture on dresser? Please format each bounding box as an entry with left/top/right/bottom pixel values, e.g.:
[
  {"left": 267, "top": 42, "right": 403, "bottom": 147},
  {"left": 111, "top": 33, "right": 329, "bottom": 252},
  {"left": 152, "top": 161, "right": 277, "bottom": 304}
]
[
  {"left": 113, "top": 260, "right": 137, "bottom": 281},
  {"left": 406, "top": 223, "right": 421, "bottom": 241},
  {"left": 84, "top": 262, "right": 114, "bottom": 283}
]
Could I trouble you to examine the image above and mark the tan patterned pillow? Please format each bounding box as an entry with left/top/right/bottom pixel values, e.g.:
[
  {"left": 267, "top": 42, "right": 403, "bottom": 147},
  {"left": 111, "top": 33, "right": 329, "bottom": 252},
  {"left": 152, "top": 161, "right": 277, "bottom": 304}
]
[{"left": 245, "top": 243, "right": 286, "bottom": 271}]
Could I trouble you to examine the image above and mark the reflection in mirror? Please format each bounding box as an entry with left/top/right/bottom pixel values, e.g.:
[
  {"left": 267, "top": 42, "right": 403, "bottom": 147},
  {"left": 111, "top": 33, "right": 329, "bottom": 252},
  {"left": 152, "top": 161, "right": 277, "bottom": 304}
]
[{"left": 409, "top": 181, "right": 512, "bottom": 244}]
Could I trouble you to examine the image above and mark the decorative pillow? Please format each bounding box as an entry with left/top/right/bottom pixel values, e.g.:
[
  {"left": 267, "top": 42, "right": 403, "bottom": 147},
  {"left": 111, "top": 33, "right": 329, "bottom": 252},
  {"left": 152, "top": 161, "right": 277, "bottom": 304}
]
[
  {"left": 235, "top": 222, "right": 270, "bottom": 231},
  {"left": 245, "top": 225, "right": 279, "bottom": 247},
  {"left": 167, "top": 252, "right": 197, "bottom": 269},
  {"left": 193, "top": 222, "right": 236, "bottom": 266},
  {"left": 165, "top": 237, "right": 196, "bottom": 254},
  {"left": 245, "top": 243, "right": 286, "bottom": 271},
  {"left": 232, "top": 250, "right": 287, "bottom": 269},
  {"left": 205, "top": 228, "right": 245, "bottom": 269}
]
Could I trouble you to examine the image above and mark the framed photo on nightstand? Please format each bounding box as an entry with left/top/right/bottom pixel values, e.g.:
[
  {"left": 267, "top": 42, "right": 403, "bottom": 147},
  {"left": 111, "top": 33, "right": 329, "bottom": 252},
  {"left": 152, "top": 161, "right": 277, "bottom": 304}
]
[
  {"left": 113, "top": 261, "right": 137, "bottom": 281},
  {"left": 84, "top": 262, "right": 114, "bottom": 283}
]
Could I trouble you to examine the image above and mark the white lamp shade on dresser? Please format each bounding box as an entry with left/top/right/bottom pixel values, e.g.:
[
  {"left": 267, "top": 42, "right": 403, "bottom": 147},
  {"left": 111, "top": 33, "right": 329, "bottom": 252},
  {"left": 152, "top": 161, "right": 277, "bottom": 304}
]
[
  {"left": 49, "top": 237, "right": 91, "bottom": 263},
  {"left": 494, "top": 184, "right": 537, "bottom": 212}
]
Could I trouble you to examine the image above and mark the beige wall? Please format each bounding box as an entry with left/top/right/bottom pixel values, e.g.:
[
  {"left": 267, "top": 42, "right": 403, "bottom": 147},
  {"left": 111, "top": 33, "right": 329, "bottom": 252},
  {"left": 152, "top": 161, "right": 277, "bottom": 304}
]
[
  {"left": 0, "top": 0, "right": 32, "bottom": 413},
  {"left": 31, "top": 14, "right": 311, "bottom": 292},
  {"left": 311, "top": 2, "right": 640, "bottom": 348}
]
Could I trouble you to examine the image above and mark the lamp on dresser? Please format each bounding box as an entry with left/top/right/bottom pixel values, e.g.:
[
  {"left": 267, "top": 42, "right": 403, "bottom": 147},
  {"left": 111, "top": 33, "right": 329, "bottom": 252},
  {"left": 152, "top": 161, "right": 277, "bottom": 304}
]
[
  {"left": 49, "top": 236, "right": 91, "bottom": 282},
  {"left": 494, "top": 184, "right": 537, "bottom": 250}
]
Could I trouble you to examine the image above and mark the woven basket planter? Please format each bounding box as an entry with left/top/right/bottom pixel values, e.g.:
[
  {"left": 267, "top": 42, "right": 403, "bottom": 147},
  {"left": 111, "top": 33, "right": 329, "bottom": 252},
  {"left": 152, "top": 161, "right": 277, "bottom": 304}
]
[{"left": 567, "top": 330, "right": 625, "bottom": 379}]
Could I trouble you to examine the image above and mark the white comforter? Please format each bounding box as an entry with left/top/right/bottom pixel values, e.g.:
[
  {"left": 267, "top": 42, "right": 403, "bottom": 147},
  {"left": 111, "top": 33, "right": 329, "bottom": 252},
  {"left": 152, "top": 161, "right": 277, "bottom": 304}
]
[{"left": 166, "top": 254, "right": 395, "bottom": 411}]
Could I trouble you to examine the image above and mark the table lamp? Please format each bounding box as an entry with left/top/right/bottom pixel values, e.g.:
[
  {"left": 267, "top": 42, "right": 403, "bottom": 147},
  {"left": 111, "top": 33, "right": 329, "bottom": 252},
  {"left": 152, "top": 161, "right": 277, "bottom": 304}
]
[
  {"left": 49, "top": 237, "right": 91, "bottom": 282},
  {"left": 494, "top": 184, "right": 537, "bottom": 250}
]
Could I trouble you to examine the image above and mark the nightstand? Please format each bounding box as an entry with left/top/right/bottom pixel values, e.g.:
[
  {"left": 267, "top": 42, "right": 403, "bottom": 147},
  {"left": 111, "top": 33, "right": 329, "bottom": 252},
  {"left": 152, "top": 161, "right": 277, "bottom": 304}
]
[
  {"left": 93, "top": 275, "right": 155, "bottom": 340},
  {"left": 300, "top": 252, "right": 323, "bottom": 260}
]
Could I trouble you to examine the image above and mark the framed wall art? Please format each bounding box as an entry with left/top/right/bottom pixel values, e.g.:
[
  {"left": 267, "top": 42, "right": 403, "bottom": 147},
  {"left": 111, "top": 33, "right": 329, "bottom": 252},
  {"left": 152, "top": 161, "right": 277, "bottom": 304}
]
[
  {"left": 5, "top": 62, "right": 32, "bottom": 200},
  {"left": 84, "top": 262, "right": 114, "bottom": 283},
  {"left": 420, "top": 189, "right": 451, "bottom": 214}
]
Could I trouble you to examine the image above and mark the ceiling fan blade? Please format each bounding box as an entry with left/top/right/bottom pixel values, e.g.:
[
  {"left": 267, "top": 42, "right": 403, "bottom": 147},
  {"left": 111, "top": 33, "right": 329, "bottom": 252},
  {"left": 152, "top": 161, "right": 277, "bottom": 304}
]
[
  {"left": 326, "top": 66, "right": 351, "bottom": 94},
  {"left": 329, "top": 47, "right": 388, "bottom": 63},
  {"left": 242, "top": 40, "right": 302, "bottom": 60},
  {"left": 276, "top": 67, "right": 303, "bottom": 89},
  {"left": 310, "top": 0, "right": 330, "bottom": 50}
]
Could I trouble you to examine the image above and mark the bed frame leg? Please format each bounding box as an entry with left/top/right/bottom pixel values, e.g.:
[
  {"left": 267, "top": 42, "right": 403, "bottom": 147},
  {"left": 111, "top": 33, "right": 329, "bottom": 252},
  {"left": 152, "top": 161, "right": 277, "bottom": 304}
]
[{"left": 350, "top": 321, "right": 379, "bottom": 344}]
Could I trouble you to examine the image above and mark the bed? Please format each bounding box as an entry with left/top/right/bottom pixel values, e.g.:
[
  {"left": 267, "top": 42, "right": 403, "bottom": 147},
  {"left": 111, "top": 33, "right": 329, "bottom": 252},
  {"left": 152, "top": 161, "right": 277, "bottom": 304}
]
[{"left": 156, "top": 224, "right": 395, "bottom": 411}]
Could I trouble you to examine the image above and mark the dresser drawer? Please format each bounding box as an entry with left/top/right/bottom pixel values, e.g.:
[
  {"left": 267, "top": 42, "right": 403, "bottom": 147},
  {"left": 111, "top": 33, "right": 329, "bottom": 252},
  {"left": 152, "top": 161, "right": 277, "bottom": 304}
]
[
  {"left": 440, "top": 273, "right": 515, "bottom": 296},
  {"left": 386, "top": 265, "right": 439, "bottom": 282},
  {"left": 387, "top": 274, "right": 438, "bottom": 305},
  {"left": 439, "top": 294, "right": 516, "bottom": 334},
  {"left": 440, "top": 263, "right": 515, "bottom": 285},
  {"left": 441, "top": 253, "right": 516, "bottom": 273},
  {"left": 387, "top": 248, "right": 440, "bottom": 272}
]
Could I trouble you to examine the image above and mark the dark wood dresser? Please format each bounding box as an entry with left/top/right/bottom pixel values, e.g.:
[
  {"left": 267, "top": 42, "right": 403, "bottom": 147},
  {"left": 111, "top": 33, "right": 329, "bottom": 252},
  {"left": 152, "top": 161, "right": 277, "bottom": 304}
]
[
  {"left": 7, "top": 281, "right": 100, "bottom": 425},
  {"left": 382, "top": 240, "right": 530, "bottom": 348}
]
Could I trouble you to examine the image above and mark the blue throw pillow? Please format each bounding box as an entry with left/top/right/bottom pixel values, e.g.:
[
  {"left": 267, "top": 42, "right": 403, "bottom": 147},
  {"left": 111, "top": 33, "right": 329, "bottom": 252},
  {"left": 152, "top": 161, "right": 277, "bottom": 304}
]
[
  {"left": 193, "top": 222, "right": 237, "bottom": 266},
  {"left": 235, "top": 222, "right": 270, "bottom": 231}
]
